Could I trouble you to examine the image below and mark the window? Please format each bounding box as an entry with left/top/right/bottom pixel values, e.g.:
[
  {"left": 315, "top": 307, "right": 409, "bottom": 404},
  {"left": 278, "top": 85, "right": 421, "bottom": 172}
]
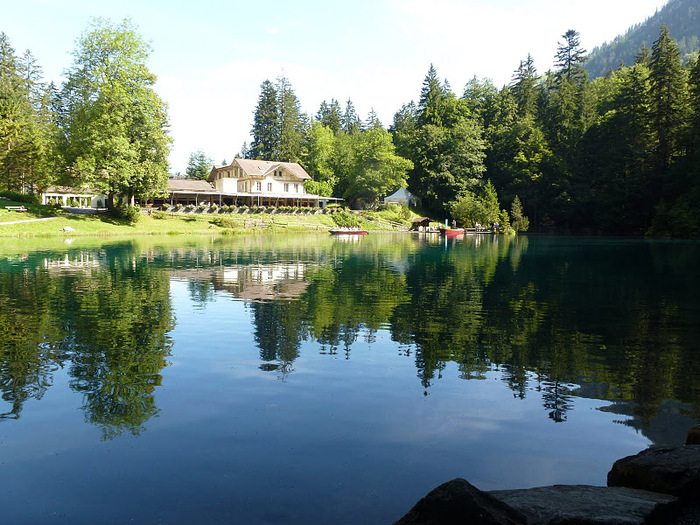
[
  {"left": 256, "top": 182, "right": 262, "bottom": 191},
  {"left": 294, "top": 184, "right": 299, "bottom": 193},
  {"left": 284, "top": 183, "right": 289, "bottom": 192},
  {"left": 267, "top": 183, "right": 272, "bottom": 192}
]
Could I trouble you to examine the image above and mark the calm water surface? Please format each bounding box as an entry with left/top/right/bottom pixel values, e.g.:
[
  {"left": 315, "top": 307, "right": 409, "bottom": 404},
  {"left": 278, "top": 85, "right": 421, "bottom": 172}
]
[{"left": 1, "top": 233, "right": 698, "bottom": 524}]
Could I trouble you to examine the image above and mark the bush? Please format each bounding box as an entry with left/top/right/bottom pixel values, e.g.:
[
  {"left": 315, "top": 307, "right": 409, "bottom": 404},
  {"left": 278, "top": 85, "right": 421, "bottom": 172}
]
[
  {"left": 175, "top": 203, "right": 184, "bottom": 210},
  {"left": 0, "top": 190, "right": 40, "bottom": 204},
  {"left": 211, "top": 216, "right": 238, "bottom": 229},
  {"left": 332, "top": 211, "right": 361, "bottom": 228},
  {"left": 112, "top": 204, "right": 141, "bottom": 224},
  {"left": 186, "top": 204, "right": 195, "bottom": 211},
  {"left": 210, "top": 204, "right": 218, "bottom": 211},
  {"left": 198, "top": 204, "right": 207, "bottom": 211},
  {"left": 239, "top": 205, "right": 248, "bottom": 212},
  {"left": 221, "top": 204, "right": 229, "bottom": 212},
  {"left": 161, "top": 204, "right": 170, "bottom": 211}
]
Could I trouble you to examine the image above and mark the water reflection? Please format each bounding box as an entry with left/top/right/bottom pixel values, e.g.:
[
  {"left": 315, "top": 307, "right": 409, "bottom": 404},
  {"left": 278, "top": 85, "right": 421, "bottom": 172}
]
[
  {"left": 0, "top": 245, "right": 174, "bottom": 439},
  {"left": 1, "top": 235, "right": 699, "bottom": 444}
]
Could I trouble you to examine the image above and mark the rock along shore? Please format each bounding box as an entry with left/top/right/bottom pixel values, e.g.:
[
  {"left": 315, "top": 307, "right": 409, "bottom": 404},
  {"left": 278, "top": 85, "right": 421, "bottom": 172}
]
[{"left": 393, "top": 426, "right": 700, "bottom": 525}]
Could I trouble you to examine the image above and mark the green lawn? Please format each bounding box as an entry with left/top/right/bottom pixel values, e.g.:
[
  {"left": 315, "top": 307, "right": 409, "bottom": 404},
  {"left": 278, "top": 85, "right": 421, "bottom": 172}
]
[{"left": 0, "top": 206, "right": 410, "bottom": 238}]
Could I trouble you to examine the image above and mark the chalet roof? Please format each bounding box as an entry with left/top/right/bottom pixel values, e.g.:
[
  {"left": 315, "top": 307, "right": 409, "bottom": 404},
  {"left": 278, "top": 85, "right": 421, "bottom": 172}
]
[
  {"left": 208, "top": 159, "right": 312, "bottom": 181},
  {"left": 168, "top": 178, "right": 214, "bottom": 192}
]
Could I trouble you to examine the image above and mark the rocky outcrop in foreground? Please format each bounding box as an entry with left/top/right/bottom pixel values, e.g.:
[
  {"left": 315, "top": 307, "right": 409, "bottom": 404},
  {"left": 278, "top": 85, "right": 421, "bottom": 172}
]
[{"left": 394, "top": 426, "right": 700, "bottom": 525}]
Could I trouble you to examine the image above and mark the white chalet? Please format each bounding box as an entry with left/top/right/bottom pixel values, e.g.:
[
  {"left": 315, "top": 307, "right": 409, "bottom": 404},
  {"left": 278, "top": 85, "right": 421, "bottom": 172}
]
[{"left": 207, "top": 158, "right": 337, "bottom": 208}]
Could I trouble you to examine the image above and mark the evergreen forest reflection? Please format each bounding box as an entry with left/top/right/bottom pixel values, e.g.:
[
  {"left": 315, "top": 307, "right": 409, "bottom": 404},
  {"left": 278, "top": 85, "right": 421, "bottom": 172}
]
[{"left": 1, "top": 234, "right": 698, "bottom": 443}]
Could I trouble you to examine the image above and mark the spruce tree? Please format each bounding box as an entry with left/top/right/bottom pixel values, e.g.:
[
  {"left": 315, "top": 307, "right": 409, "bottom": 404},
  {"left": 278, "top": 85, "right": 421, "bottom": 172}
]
[
  {"left": 510, "top": 54, "right": 539, "bottom": 117},
  {"left": 649, "top": 24, "right": 688, "bottom": 172},
  {"left": 554, "top": 30, "right": 588, "bottom": 83},
  {"left": 250, "top": 80, "right": 278, "bottom": 159},
  {"left": 418, "top": 64, "right": 444, "bottom": 126},
  {"left": 275, "top": 75, "right": 306, "bottom": 162},
  {"left": 342, "top": 98, "right": 361, "bottom": 134},
  {"left": 689, "top": 58, "right": 700, "bottom": 157}
]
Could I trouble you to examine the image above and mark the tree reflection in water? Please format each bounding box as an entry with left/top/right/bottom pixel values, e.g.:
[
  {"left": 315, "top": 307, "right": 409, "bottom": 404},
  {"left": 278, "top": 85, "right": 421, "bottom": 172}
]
[
  {"left": 1, "top": 234, "right": 699, "bottom": 441},
  {"left": 0, "top": 243, "right": 174, "bottom": 439}
]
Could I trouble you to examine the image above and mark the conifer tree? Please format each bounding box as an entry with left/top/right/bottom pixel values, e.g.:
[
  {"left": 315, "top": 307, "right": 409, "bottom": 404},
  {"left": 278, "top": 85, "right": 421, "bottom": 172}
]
[
  {"left": 0, "top": 33, "right": 51, "bottom": 192},
  {"left": 250, "top": 80, "right": 278, "bottom": 159},
  {"left": 688, "top": 58, "right": 700, "bottom": 157},
  {"left": 275, "top": 75, "right": 306, "bottom": 162},
  {"left": 649, "top": 24, "right": 688, "bottom": 172},
  {"left": 554, "top": 30, "right": 588, "bottom": 83},
  {"left": 342, "top": 98, "right": 361, "bottom": 134},
  {"left": 510, "top": 54, "right": 539, "bottom": 117},
  {"left": 316, "top": 98, "right": 342, "bottom": 134},
  {"left": 418, "top": 64, "right": 444, "bottom": 126}
]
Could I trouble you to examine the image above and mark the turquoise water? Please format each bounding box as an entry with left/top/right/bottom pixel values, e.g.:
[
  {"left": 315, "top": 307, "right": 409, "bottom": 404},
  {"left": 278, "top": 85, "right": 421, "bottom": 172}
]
[{"left": 1, "top": 233, "right": 698, "bottom": 523}]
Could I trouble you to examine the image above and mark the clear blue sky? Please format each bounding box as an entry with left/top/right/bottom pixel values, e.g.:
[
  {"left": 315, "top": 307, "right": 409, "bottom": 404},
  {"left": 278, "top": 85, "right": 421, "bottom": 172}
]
[{"left": 4, "top": 0, "right": 668, "bottom": 172}]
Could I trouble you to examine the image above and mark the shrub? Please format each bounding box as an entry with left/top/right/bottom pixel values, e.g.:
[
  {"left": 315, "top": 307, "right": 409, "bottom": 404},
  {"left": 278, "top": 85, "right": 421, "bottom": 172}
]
[
  {"left": 112, "top": 204, "right": 141, "bottom": 224},
  {"left": 176, "top": 203, "right": 184, "bottom": 210},
  {"left": 221, "top": 204, "right": 229, "bottom": 212},
  {"left": 161, "top": 204, "right": 170, "bottom": 211},
  {"left": 239, "top": 205, "right": 249, "bottom": 212},
  {"left": 186, "top": 204, "right": 195, "bottom": 211},
  {"left": 332, "top": 211, "right": 361, "bottom": 228},
  {"left": 211, "top": 216, "right": 238, "bottom": 229},
  {"left": 210, "top": 204, "right": 218, "bottom": 211},
  {"left": 0, "top": 190, "right": 40, "bottom": 204},
  {"left": 198, "top": 204, "right": 207, "bottom": 211}
]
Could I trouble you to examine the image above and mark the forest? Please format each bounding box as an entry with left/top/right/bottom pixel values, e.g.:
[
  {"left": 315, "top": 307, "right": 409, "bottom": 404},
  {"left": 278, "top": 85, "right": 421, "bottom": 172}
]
[
  {"left": 244, "top": 26, "right": 700, "bottom": 236},
  {"left": 1, "top": 17, "right": 700, "bottom": 236}
]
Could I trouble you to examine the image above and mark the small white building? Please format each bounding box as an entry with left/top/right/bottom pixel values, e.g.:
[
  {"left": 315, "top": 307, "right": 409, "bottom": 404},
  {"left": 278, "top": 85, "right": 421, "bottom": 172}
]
[
  {"left": 383, "top": 187, "right": 419, "bottom": 207},
  {"left": 41, "top": 186, "right": 105, "bottom": 208}
]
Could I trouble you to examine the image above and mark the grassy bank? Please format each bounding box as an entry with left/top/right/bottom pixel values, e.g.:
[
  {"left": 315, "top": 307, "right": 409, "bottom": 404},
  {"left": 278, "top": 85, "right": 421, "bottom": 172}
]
[{"left": 0, "top": 201, "right": 420, "bottom": 238}]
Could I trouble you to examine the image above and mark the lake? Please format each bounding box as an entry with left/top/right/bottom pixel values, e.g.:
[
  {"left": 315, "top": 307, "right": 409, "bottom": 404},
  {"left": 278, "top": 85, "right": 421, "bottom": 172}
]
[{"left": 1, "top": 233, "right": 698, "bottom": 524}]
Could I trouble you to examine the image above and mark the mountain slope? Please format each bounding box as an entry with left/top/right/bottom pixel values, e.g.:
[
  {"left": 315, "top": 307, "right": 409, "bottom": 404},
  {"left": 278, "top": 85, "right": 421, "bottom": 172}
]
[{"left": 585, "top": 0, "right": 700, "bottom": 79}]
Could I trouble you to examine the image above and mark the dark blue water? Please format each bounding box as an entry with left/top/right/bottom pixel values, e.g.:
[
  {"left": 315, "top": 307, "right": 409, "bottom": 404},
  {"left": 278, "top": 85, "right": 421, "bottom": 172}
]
[{"left": 1, "top": 233, "right": 698, "bottom": 523}]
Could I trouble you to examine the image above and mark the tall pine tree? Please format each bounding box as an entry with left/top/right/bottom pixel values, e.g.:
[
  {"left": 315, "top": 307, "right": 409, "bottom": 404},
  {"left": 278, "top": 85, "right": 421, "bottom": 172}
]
[{"left": 649, "top": 24, "right": 688, "bottom": 173}]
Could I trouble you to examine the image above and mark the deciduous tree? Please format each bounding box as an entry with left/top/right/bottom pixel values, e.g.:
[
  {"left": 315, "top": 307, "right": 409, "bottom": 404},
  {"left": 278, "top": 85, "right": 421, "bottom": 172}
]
[{"left": 58, "top": 19, "right": 171, "bottom": 206}]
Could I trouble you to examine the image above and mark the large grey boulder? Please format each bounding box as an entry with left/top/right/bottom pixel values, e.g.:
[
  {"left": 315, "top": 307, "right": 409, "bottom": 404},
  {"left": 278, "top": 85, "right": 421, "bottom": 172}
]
[
  {"left": 393, "top": 478, "right": 527, "bottom": 525},
  {"left": 490, "top": 485, "right": 676, "bottom": 525},
  {"left": 607, "top": 445, "right": 700, "bottom": 498}
]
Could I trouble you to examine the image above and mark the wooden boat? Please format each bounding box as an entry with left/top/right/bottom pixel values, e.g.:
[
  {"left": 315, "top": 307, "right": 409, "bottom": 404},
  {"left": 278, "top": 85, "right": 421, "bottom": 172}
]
[
  {"left": 440, "top": 228, "right": 464, "bottom": 237},
  {"left": 329, "top": 229, "right": 368, "bottom": 235}
]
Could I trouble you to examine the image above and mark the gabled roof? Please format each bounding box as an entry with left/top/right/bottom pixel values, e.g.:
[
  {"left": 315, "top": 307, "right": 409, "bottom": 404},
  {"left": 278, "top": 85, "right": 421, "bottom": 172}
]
[
  {"left": 44, "top": 185, "right": 99, "bottom": 195},
  {"left": 208, "top": 159, "right": 312, "bottom": 182},
  {"left": 385, "top": 187, "right": 416, "bottom": 200},
  {"left": 168, "top": 178, "right": 215, "bottom": 192}
]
